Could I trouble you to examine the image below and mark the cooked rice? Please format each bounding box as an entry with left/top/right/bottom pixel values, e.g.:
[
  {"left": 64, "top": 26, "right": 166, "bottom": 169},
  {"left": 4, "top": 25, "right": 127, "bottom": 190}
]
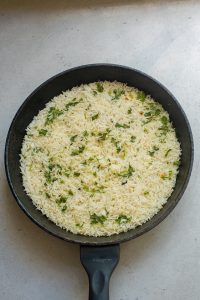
[{"left": 20, "top": 81, "right": 181, "bottom": 236}]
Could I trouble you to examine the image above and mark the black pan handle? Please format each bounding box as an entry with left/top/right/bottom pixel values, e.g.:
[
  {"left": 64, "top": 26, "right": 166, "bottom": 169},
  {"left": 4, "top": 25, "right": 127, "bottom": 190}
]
[{"left": 80, "top": 244, "right": 120, "bottom": 300}]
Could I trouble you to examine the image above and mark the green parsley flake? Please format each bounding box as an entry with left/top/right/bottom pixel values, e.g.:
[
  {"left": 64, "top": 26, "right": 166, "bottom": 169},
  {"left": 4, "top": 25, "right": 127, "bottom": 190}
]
[
  {"left": 128, "top": 107, "right": 132, "bottom": 114},
  {"left": 96, "top": 82, "right": 104, "bottom": 93},
  {"left": 71, "top": 145, "right": 85, "bottom": 156},
  {"left": 91, "top": 113, "right": 100, "bottom": 121},
  {"left": 130, "top": 135, "right": 136, "bottom": 143},
  {"left": 137, "top": 91, "right": 146, "bottom": 102},
  {"left": 116, "top": 215, "right": 131, "bottom": 224},
  {"left": 45, "top": 107, "right": 63, "bottom": 125},
  {"left": 65, "top": 98, "right": 83, "bottom": 111},
  {"left": 165, "top": 149, "right": 172, "bottom": 157},
  {"left": 90, "top": 213, "right": 107, "bottom": 225},
  {"left": 148, "top": 145, "right": 159, "bottom": 157},
  {"left": 119, "top": 164, "right": 135, "bottom": 178},
  {"left": 39, "top": 129, "right": 48, "bottom": 136},
  {"left": 115, "top": 123, "right": 130, "bottom": 129},
  {"left": 111, "top": 89, "right": 125, "bottom": 100}
]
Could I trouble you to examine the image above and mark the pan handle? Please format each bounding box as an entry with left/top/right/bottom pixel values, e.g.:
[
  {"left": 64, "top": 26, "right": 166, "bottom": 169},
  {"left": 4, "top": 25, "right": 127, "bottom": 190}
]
[{"left": 80, "top": 244, "right": 120, "bottom": 300}]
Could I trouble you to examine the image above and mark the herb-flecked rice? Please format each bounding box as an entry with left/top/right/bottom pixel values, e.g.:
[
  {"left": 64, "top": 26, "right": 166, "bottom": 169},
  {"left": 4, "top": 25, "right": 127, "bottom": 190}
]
[{"left": 20, "top": 81, "right": 181, "bottom": 236}]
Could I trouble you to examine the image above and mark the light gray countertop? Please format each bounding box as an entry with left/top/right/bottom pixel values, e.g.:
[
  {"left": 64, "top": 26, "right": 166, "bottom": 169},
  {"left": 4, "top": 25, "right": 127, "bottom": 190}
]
[{"left": 0, "top": 1, "right": 199, "bottom": 299}]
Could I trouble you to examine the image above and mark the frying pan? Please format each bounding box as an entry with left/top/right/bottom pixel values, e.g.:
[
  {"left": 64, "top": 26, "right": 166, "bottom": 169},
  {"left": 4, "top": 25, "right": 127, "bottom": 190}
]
[{"left": 5, "top": 64, "right": 193, "bottom": 300}]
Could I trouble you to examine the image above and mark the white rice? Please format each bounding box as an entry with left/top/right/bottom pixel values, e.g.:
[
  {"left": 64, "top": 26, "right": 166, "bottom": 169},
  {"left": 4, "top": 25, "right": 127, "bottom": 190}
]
[{"left": 20, "top": 81, "right": 181, "bottom": 236}]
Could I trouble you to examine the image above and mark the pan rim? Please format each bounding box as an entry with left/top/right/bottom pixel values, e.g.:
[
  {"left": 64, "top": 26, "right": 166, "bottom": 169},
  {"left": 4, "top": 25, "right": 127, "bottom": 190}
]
[{"left": 4, "top": 63, "right": 194, "bottom": 245}]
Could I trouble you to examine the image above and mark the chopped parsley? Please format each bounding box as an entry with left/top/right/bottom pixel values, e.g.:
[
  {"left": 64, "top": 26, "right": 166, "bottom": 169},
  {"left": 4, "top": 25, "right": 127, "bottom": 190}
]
[
  {"left": 38, "top": 129, "right": 48, "bottom": 136},
  {"left": 130, "top": 135, "right": 136, "bottom": 143},
  {"left": 160, "top": 170, "right": 173, "bottom": 180},
  {"left": 56, "top": 196, "right": 68, "bottom": 204},
  {"left": 148, "top": 145, "right": 159, "bottom": 157},
  {"left": 137, "top": 91, "right": 146, "bottom": 102},
  {"left": 111, "top": 137, "right": 122, "bottom": 153},
  {"left": 143, "top": 191, "right": 149, "bottom": 196},
  {"left": 111, "top": 89, "right": 125, "bottom": 100},
  {"left": 128, "top": 107, "right": 132, "bottom": 114},
  {"left": 68, "top": 190, "right": 74, "bottom": 196},
  {"left": 165, "top": 149, "right": 172, "bottom": 157},
  {"left": 158, "top": 116, "right": 170, "bottom": 135},
  {"left": 115, "top": 122, "right": 130, "bottom": 129},
  {"left": 45, "top": 107, "right": 63, "bottom": 125},
  {"left": 115, "top": 214, "right": 131, "bottom": 224},
  {"left": 91, "top": 113, "right": 100, "bottom": 121},
  {"left": 70, "top": 135, "right": 78, "bottom": 143},
  {"left": 82, "top": 184, "right": 105, "bottom": 194},
  {"left": 96, "top": 82, "right": 104, "bottom": 93},
  {"left": 173, "top": 160, "right": 180, "bottom": 166},
  {"left": 65, "top": 98, "right": 82, "bottom": 111},
  {"left": 119, "top": 164, "right": 135, "bottom": 178},
  {"left": 45, "top": 192, "right": 50, "bottom": 199},
  {"left": 71, "top": 145, "right": 85, "bottom": 156},
  {"left": 83, "top": 130, "right": 89, "bottom": 137},
  {"left": 90, "top": 213, "right": 107, "bottom": 225},
  {"left": 97, "top": 128, "right": 111, "bottom": 141},
  {"left": 74, "top": 172, "right": 80, "bottom": 177}
]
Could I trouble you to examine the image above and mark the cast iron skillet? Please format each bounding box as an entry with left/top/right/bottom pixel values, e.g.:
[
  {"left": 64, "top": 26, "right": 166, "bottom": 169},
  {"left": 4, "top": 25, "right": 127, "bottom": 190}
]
[{"left": 5, "top": 64, "right": 193, "bottom": 300}]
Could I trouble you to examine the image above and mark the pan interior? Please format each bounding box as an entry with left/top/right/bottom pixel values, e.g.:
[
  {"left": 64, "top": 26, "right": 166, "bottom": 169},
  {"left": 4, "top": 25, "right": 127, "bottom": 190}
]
[{"left": 5, "top": 64, "right": 193, "bottom": 245}]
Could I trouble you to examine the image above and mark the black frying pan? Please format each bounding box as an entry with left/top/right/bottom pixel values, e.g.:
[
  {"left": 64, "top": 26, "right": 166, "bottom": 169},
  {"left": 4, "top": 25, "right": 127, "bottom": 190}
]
[{"left": 5, "top": 64, "right": 193, "bottom": 300}]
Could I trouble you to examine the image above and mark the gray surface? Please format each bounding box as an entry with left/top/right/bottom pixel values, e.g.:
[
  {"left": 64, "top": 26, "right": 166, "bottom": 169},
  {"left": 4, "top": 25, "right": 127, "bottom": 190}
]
[{"left": 0, "top": 0, "right": 199, "bottom": 299}]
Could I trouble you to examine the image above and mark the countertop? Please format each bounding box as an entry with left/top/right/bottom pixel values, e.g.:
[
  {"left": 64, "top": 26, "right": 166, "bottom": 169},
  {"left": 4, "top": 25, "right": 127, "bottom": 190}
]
[{"left": 0, "top": 1, "right": 199, "bottom": 299}]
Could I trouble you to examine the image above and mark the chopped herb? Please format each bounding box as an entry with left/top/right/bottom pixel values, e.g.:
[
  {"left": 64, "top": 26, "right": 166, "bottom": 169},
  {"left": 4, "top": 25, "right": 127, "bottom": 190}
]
[
  {"left": 33, "top": 147, "right": 43, "bottom": 153},
  {"left": 39, "top": 129, "right": 48, "bottom": 136},
  {"left": 74, "top": 172, "right": 80, "bottom": 177},
  {"left": 148, "top": 145, "right": 159, "bottom": 157},
  {"left": 115, "top": 122, "right": 130, "bottom": 129},
  {"left": 144, "top": 191, "right": 149, "bottom": 196},
  {"left": 116, "top": 214, "right": 131, "bottom": 224},
  {"left": 96, "top": 82, "right": 104, "bottom": 93},
  {"left": 60, "top": 180, "right": 65, "bottom": 184},
  {"left": 137, "top": 91, "right": 146, "bottom": 102},
  {"left": 144, "top": 111, "right": 151, "bottom": 117},
  {"left": 45, "top": 192, "right": 50, "bottom": 199},
  {"left": 86, "top": 103, "right": 92, "bottom": 110},
  {"left": 61, "top": 205, "right": 67, "bottom": 212},
  {"left": 70, "top": 135, "right": 78, "bottom": 143},
  {"left": 128, "top": 107, "right": 132, "bottom": 114},
  {"left": 111, "top": 89, "right": 125, "bottom": 100},
  {"left": 144, "top": 128, "right": 148, "bottom": 133},
  {"left": 121, "top": 180, "right": 127, "bottom": 185},
  {"left": 83, "top": 130, "right": 89, "bottom": 137},
  {"left": 65, "top": 98, "right": 83, "bottom": 111},
  {"left": 93, "top": 90, "right": 98, "bottom": 96},
  {"left": 130, "top": 135, "right": 136, "bottom": 143},
  {"left": 143, "top": 107, "right": 161, "bottom": 125},
  {"left": 56, "top": 196, "right": 68, "bottom": 205},
  {"left": 173, "top": 160, "right": 180, "bottom": 166},
  {"left": 158, "top": 116, "right": 170, "bottom": 136},
  {"left": 161, "top": 116, "right": 168, "bottom": 125},
  {"left": 82, "top": 184, "right": 105, "bottom": 194},
  {"left": 119, "top": 164, "right": 135, "bottom": 178},
  {"left": 111, "top": 137, "right": 121, "bottom": 153},
  {"left": 93, "top": 172, "right": 97, "bottom": 177},
  {"left": 45, "top": 107, "right": 63, "bottom": 125},
  {"left": 68, "top": 190, "right": 74, "bottom": 196},
  {"left": 71, "top": 145, "right": 85, "bottom": 156},
  {"left": 90, "top": 213, "right": 107, "bottom": 225},
  {"left": 76, "top": 223, "right": 83, "bottom": 228},
  {"left": 91, "top": 113, "right": 100, "bottom": 121},
  {"left": 165, "top": 149, "right": 172, "bottom": 157},
  {"left": 160, "top": 170, "right": 173, "bottom": 180},
  {"left": 97, "top": 128, "right": 111, "bottom": 141}
]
